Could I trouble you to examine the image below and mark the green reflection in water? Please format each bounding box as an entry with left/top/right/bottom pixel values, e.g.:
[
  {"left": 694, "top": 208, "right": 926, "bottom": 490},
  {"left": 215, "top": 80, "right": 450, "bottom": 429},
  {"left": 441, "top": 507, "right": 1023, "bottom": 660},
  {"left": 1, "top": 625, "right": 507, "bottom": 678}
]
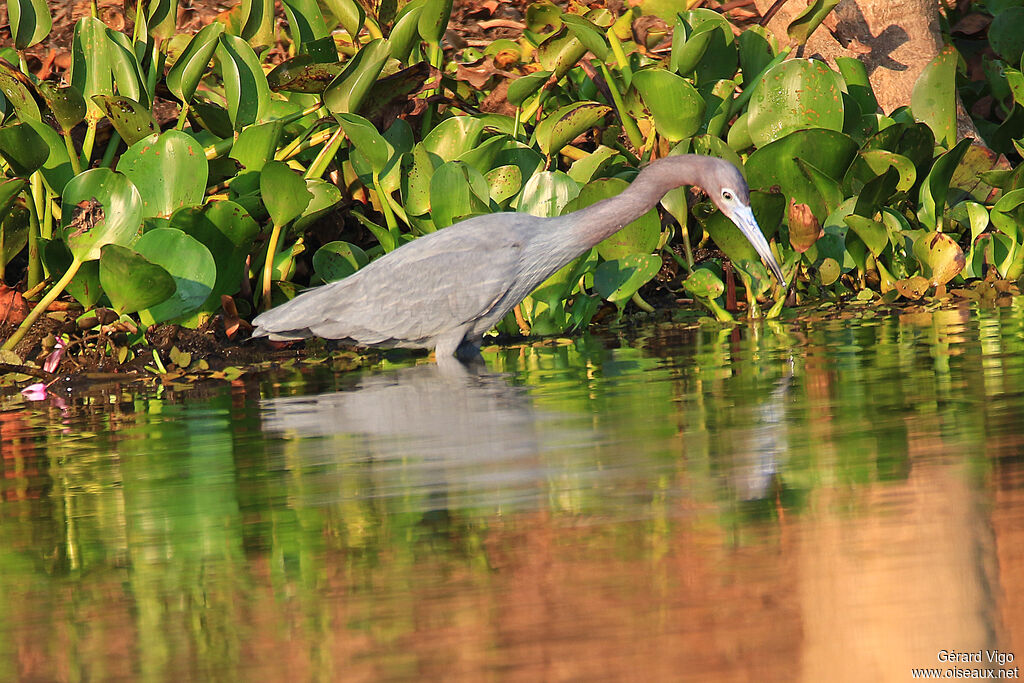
[{"left": 0, "top": 302, "right": 1023, "bottom": 679}]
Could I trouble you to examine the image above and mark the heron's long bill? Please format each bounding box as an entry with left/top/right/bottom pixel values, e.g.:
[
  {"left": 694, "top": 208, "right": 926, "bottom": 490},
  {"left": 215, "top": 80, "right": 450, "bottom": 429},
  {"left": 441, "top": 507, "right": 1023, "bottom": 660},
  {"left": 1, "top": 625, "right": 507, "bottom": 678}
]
[{"left": 728, "top": 205, "right": 787, "bottom": 288}]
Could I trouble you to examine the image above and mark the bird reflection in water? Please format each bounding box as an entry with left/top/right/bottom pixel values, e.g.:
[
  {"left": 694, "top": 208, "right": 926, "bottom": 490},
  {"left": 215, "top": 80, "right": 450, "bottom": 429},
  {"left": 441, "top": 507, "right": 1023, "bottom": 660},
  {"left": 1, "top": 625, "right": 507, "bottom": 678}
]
[{"left": 260, "top": 361, "right": 586, "bottom": 513}]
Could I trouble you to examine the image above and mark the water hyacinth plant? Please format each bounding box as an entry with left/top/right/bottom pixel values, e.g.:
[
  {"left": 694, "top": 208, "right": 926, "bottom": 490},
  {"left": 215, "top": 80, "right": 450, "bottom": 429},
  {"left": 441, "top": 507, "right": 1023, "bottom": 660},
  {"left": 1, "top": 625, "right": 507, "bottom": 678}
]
[{"left": 0, "top": 0, "right": 1018, "bottom": 370}]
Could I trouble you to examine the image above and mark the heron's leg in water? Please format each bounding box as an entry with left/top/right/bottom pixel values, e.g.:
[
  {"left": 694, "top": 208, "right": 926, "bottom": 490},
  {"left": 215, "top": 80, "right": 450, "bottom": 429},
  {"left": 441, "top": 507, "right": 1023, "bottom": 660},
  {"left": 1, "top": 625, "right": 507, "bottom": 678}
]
[{"left": 434, "top": 325, "right": 473, "bottom": 360}]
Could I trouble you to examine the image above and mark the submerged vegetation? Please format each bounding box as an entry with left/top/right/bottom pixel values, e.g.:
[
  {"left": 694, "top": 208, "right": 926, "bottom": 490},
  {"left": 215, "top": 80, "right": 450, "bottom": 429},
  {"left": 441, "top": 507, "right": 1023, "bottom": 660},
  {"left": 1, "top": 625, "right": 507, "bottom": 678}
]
[{"left": 0, "top": 0, "right": 1020, "bottom": 381}]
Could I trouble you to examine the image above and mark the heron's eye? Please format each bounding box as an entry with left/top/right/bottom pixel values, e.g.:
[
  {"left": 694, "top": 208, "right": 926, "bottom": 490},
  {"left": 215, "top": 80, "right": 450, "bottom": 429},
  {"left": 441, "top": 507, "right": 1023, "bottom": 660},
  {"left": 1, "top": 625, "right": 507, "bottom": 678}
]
[{"left": 721, "top": 190, "right": 734, "bottom": 202}]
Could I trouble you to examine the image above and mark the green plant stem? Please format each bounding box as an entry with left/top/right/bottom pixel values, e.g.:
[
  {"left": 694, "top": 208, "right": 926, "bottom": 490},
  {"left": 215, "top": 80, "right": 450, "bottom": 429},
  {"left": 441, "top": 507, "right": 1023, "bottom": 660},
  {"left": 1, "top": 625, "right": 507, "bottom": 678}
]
[
  {"left": 599, "top": 62, "right": 644, "bottom": 151},
  {"left": 630, "top": 291, "right": 654, "bottom": 313},
  {"left": 372, "top": 173, "right": 399, "bottom": 237},
  {"left": 99, "top": 131, "right": 122, "bottom": 168},
  {"left": 26, "top": 178, "right": 44, "bottom": 292},
  {"left": 303, "top": 128, "right": 346, "bottom": 179},
  {"left": 276, "top": 120, "right": 332, "bottom": 161},
  {"left": 41, "top": 191, "right": 53, "bottom": 240},
  {"left": 81, "top": 119, "right": 98, "bottom": 169},
  {"left": 607, "top": 32, "right": 632, "bottom": 84},
  {"left": 3, "top": 258, "right": 82, "bottom": 351},
  {"left": 262, "top": 223, "right": 284, "bottom": 311},
  {"left": 62, "top": 133, "right": 84, "bottom": 176},
  {"left": 175, "top": 105, "right": 190, "bottom": 130}
]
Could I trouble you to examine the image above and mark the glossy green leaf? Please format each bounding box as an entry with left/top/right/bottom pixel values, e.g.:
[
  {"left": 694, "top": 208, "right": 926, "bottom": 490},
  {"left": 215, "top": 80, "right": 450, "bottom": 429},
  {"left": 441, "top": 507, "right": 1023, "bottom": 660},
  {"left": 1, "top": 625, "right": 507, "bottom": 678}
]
[
  {"left": 336, "top": 113, "right": 391, "bottom": 172},
  {"left": 913, "top": 231, "right": 965, "bottom": 286},
  {"left": 518, "top": 171, "right": 580, "bottom": 217},
  {"left": 241, "top": 0, "right": 275, "bottom": 46},
  {"left": 36, "top": 82, "right": 86, "bottom": 133},
  {"left": 99, "top": 244, "right": 176, "bottom": 314},
  {"left": 261, "top": 161, "right": 312, "bottom": 226},
  {"left": 746, "top": 129, "right": 858, "bottom": 219},
  {"left": 1, "top": 203, "right": 29, "bottom": 268},
  {"left": 145, "top": 0, "right": 178, "bottom": 40},
  {"left": 0, "top": 60, "right": 41, "bottom": 121},
  {"left": 22, "top": 119, "right": 73, "bottom": 195},
  {"left": 672, "top": 22, "right": 716, "bottom": 76},
  {"left": 989, "top": 8, "right": 1024, "bottom": 64},
  {"left": 69, "top": 17, "right": 114, "bottom": 120},
  {"left": 92, "top": 95, "right": 160, "bottom": 146},
  {"left": 116, "top": 130, "right": 209, "bottom": 219},
  {"left": 293, "top": 179, "right": 343, "bottom": 229},
  {"left": 844, "top": 215, "right": 889, "bottom": 257},
  {"left": 429, "top": 161, "right": 489, "bottom": 228},
  {"left": 323, "top": 38, "right": 391, "bottom": 115},
  {"left": 910, "top": 45, "right": 958, "bottom": 148},
  {"left": 418, "top": 0, "right": 453, "bottom": 45},
  {"left": 61, "top": 169, "right": 144, "bottom": 261},
  {"left": 0, "top": 122, "right": 48, "bottom": 176},
  {"left": 216, "top": 33, "right": 272, "bottom": 130},
  {"left": 632, "top": 69, "right": 705, "bottom": 141},
  {"left": 312, "top": 241, "right": 368, "bottom": 283},
  {"left": 167, "top": 22, "right": 224, "bottom": 105},
  {"left": 402, "top": 142, "right": 440, "bottom": 216},
  {"left": 535, "top": 102, "right": 611, "bottom": 156},
  {"left": 423, "top": 116, "right": 485, "bottom": 161},
  {"left": 135, "top": 228, "right": 217, "bottom": 324},
  {"left": 737, "top": 26, "right": 776, "bottom": 82},
  {"left": 507, "top": 70, "right": 552, "bottom": 107},
  {"left": 170, "top": 201, "right": 259, "bottom": 298},
  {"left": 41, "top": 238, "right": 101, "bottom": 307},
  {"left": 536, "top": 27, "right": 587, "bottom": 81},
  {"left": 563, "top": 178, "right": 659, "bottom": 259},
  {"left": 323, "top": 0, "right": 365, "bottom": 38},
  {"left": 950, "top": 201, "right": 990, "bottom": 245},
  {"left": 0, "top": 178, "right": 26, "bottom": 218},
  {"left": 281, "top": 0, "right": 331, "bottom": 51},
  {"left": 858, "top": 149, "right": 916, "bottom": 192},
  {"left": 560, "top": 14, "right": 609, "bottom": 60},
  {"left": 917, "top": 138, "right": 971, "bottom": 231},
  {"left": 8, "top": 0, "right": 52, "bottom": 50},
  {"left": 679, "top": 9, "right": 737, "bottom": 84},
  {"left": 748, "top": 59, "right": 844, "bottom": 147},
  {"left": 594, "top": 253, "right": 661, "bottom": 303},
  {"left": 787, "top": 0, "right": 840, "bottom": 46},
  {"left": 106, "top": 29, "right": 149, "bottom": 105},
  {"left": 387, "top": 0, "right": 426, "bottom": 62},
  {"left": 485, "top": 165, "right": 522, "bottom": 206},
  {"left": 683, "top": 267, "right": 725, "bottom": 300},
  {"left": 836, "top": 56, "right": 878, "bottom": 116}
]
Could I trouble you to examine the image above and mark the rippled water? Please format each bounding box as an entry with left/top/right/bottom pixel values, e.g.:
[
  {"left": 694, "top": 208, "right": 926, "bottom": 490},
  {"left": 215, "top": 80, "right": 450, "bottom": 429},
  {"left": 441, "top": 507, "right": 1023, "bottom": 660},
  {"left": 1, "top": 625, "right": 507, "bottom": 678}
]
[{"left": 3, "top": 303, "right": 1024, "bottom": 681}]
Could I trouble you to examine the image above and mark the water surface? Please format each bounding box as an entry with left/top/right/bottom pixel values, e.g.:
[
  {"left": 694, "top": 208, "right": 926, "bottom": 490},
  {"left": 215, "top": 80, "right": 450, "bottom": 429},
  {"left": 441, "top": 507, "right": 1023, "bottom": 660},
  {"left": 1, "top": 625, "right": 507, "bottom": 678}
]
[{"left": 2, "top": 303, "right": 1024, "bottom": 681}]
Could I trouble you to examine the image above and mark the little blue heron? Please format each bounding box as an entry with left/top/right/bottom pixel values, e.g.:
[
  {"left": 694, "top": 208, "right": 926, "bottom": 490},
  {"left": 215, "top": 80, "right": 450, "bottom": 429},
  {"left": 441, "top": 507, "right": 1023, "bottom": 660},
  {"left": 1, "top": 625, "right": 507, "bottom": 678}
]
[{"left": 251, "top": 155, "right": 786, "bottom": 360}]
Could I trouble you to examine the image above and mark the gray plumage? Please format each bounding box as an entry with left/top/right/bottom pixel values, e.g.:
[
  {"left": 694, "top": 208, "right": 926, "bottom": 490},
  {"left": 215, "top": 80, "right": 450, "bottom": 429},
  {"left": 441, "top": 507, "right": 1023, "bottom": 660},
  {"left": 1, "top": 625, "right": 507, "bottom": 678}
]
[{"left": 251, "top": 155, "right": 785, "bottom": 360}]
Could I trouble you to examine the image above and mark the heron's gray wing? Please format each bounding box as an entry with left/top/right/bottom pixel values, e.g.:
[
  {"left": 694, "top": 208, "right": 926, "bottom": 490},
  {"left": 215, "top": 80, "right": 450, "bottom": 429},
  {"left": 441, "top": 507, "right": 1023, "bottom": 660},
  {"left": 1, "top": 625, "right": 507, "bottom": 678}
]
[{"left": 256, "top": 217, "right": 526, "bottom": 344}]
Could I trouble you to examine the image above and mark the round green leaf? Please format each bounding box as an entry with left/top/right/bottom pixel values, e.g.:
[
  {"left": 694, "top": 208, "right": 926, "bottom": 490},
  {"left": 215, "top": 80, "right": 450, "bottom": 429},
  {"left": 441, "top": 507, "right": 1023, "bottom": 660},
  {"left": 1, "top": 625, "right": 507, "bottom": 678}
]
[
  {"left": 423, "top": 116, "right": 485, "bottom": 161},
  {"left": 293, "top": 178, "right": 343, "bottom": 230},
  {"left": 36, "top": 83, "right": 85, "bottom": 133},
  {"left": 0, "top": 60, "right": 41, "bottom": 121},
  {"left": 989, "top": 8, "right": 1024, "bottom": 65},
  {"left": 322, "top": 38, "right": 391, "bottom": 116},
  {"left": 170, "top": 200, "right": 259, "bottom": 298},
  {"left": 485, "top": 164, "right": 522, "bottom": 206},
  {"left": 134, "top": 228, "right": 216, "bottom": 324},
  {"left": 312, "top": 240, "right": 368, "bottom": 283},
  {"left": 69, "top": 17, "right": 114, "bottom": 120},
  {"left": 747, "top": 59, "right": 844, "bottom": 147},
  {"left": 91, "top": 95, "right": 160, "bottom": 146},
  {"left": 535, "top": 102, "right": 611, "bottom": 156},
  {"left": 99, "top": 244, "right": 176, "bottom": 314},
  {"left": 61, "top": 168, "right": 144, "bottom": 261},
  {"left": 0, "top": 122, "right": 48, "bottom": 177},
  {"left": 517, "top": 170, "right": 580, "bottom": 217},
  {"left": 910, "top": 45, "right": 958, "bottom": 148},
  {"left": 260, "top": 161, "right": 313, "bottom": 226},
  {"left": 117, "top": 130, "right": 209, "bottom": 218},
  {"left": 683, "top": 267, "right": 725, "bottom": 299},
  {"left": 23, "top": 119, "right": 73, "bottom": 195},
  {"left": 418, "top": 0, "right": 453, "bottom": 45},
  {"left": 594, "top": 253, "right": 661, "bottom": 303},
  {"left": 632, "top": 69, "right": 705, "bottom": 141},
  {"left": 913, "top": 231, "right": 965, "bottom": 286},
  {"left": 429, "top": 161, "right": 490, "bottom": 228},
  {"left": 336, "top": 113, "right": 391, "bottom": 172},
  {"left": 679, "top": 9, "right": 737, "bottom": 83}
]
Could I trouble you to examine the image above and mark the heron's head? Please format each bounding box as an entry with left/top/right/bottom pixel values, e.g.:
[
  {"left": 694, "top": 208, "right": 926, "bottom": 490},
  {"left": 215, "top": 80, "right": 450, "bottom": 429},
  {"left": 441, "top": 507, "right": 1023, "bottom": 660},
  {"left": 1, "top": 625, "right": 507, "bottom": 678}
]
[{"left": 704, "top": 161, "right": 787, "bottom": 288}]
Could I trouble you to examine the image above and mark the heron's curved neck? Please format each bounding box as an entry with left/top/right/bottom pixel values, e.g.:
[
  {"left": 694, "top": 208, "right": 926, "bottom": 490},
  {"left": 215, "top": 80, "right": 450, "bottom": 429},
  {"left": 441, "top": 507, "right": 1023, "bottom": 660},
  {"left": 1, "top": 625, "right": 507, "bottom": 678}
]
[{"left": 564, "top": 156, "right": 705, "bottom": 248}]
